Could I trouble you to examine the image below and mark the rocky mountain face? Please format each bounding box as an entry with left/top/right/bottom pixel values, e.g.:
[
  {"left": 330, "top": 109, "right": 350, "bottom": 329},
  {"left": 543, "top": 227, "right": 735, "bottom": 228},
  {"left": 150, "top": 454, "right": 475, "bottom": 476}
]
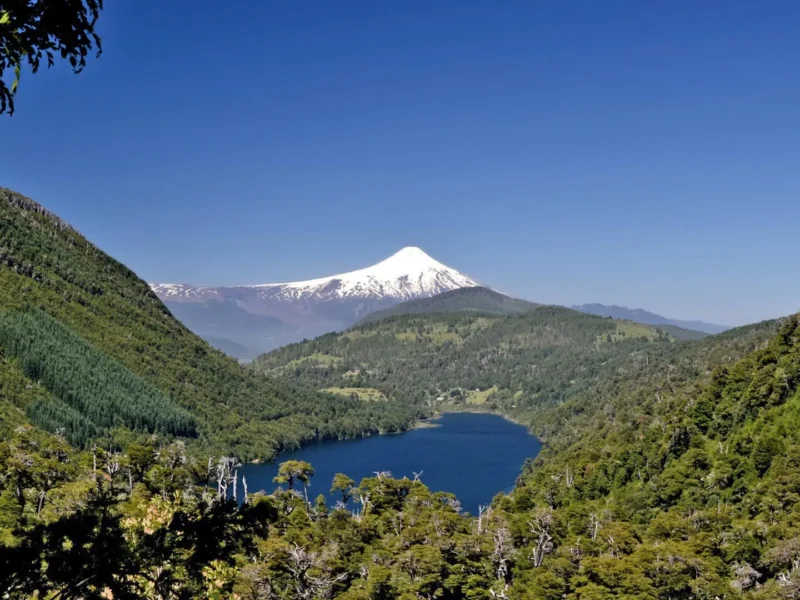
[{"left": 151, "top": 247, "right": 481, "bottom": 358}]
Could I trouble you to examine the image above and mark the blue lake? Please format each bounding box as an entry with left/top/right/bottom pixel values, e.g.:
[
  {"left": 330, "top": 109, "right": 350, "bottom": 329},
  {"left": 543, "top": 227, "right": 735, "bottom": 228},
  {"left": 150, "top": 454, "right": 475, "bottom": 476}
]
[{"left": 240, "top": 412, "right": 541, "bottom": 514}]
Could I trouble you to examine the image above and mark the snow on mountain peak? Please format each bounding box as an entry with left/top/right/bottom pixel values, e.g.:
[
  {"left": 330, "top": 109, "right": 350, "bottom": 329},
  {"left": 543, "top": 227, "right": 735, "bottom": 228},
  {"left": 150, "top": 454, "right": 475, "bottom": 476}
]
[
  {"left": 149, "top": 247, "right": 480, "bottom": 303},
  {"left": 253, "top": 246, "right": 480, "bottom": 301},
  {"left": 357, "top": 246, "right": 457, "bottom": 280}
]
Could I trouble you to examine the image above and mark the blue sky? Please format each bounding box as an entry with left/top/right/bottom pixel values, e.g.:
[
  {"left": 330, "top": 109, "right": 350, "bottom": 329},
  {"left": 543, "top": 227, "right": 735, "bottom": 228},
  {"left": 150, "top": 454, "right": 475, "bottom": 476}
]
[{"left": 1, "top": 0, "right": 799, "bottom": 326}]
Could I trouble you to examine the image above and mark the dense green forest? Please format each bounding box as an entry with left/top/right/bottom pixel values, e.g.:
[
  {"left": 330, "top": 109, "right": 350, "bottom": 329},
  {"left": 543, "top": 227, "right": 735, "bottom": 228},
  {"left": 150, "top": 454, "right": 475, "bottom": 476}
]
[
  {"left": 0, "top": 188, "right": 420, "bottom": 459},
  {"left": 0, "top": 307, "right": 197, "bottom": 445},
  {"left": 255, "top": 307, "right": 680, "bottom": 417},
  {"left": 3, "top": 314, "right": 799, "bottom": 598},
  {"left": 255, "top": 308, "right": 777, "bottom": 449}
]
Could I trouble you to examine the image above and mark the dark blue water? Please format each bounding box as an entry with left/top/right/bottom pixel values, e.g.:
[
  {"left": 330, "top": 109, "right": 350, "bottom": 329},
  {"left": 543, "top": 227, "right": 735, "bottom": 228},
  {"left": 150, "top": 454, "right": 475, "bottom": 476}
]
[{"left": 239, "top": 412, "right": 541, "bottom": 514}]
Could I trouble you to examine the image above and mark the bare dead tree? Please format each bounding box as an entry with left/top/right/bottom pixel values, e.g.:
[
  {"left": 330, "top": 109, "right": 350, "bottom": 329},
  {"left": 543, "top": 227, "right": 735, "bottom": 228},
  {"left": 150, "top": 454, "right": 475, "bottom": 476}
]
[
  {"left": 570, "top": 537, "right": 583, "bottom": 562},
  {"left": 215, "top": 456, "right": 241, "bottom": 501},
  {"left": 529, "top": 509, "right": 555, "bottom": 568},
  {"left": 285, "top": 544, "right": 348, "bottom": 600},
  {"left": 492, "top": 525, "right": 514, "bottom": 582},
  {"left": 445, "top": 497, "right": 462, "bottom": 513},
  {"left": 564, "top": 466, "right": 574, "bottom": 488},
  {"left": 588, "top": 512, "right": 601, "bottom": 542},
  {"left": 105, "top": 453, "right": 120, "bottom": 477},
  {"left": 477, "top": 505, "right": 489, "bottom": 534},
  {"left": 390, "top": 511, "right": 404, "bottom": 536},
  {"left": 730, "top": 562, "right": 761, "bottom": 593},
  {"left": 355, "top": 492, "right": 372, "bottom": 519},
  {"left": 104, "top": 452, "right": 120, "bottom": 494},
  {"left": 490, "top": 585, "right": 509, "bottom": 599}
]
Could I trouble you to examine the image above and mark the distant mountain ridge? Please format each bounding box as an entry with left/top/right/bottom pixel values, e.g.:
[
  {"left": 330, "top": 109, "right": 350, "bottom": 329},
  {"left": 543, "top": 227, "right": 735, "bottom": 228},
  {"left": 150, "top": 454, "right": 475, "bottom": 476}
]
[
  {"left": 573, "top": 303, "right": 729, "bottom": 334},
  {"left": 358, "top": 287, "right": 539, "bottom": 324},
  {"left": 151, "top": 247, "right": 481, "bottom": 357}
]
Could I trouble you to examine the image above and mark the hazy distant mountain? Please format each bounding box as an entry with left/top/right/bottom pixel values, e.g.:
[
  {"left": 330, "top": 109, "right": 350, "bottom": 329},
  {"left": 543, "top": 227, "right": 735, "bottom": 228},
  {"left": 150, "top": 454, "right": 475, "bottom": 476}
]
[
  {"left": 152, "top": 247, "right": 481, "bottom": 358},
  {"left": 651, "top": 325, "right": 710, "bottom": 341},
  {"left": 359, "top": 287, "right": 539, "bottom": 325},
  {"left": 202, "top": 336, "right": 261, "bottom": 362},
  {"left": 572, "top": 303, "right": 729, "bottom": 335},
  {"left": 164, "top": 299, "right": 294, "bottom": 357}
]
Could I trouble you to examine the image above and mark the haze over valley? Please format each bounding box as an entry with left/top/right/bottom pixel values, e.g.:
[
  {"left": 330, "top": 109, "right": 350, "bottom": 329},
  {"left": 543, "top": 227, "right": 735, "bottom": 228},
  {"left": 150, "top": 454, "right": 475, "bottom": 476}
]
[{"left": 152, "top": 247, "right": 730, "bottom": 359}]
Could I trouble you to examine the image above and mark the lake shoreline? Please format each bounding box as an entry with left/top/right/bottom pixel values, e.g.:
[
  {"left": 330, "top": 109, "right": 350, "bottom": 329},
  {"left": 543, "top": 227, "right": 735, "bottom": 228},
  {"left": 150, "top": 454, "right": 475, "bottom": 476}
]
[
  {"left": 248, "top": 407, "right": 530, "bottom": 466},
  {"left": 239, "top": 412, "right": 542, "bottom": 511},
  {"left": 434, "top": 404, "right": 530, "bottom": 430}
]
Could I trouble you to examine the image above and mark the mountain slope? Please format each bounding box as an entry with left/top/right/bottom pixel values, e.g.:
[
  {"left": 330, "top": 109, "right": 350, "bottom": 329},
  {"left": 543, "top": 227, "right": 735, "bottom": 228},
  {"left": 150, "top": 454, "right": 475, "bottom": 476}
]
[
  {"left": 501, "top": 315, "right": 795, "bottom": 598},
  {"left": 255, "top": 304, "right": 779, "bottom": 441},
  {"left": 255, "top": 307, "right": 683, "bottom": 415},
  {"left": 2, "top": 295, "right": 787, "bottom": 599},
  {"left": 574, "top": 302, "right": 729, "bottom": 334},
  {"left": 357, "top": 286, "right": 539, "bottom": 324},
  {"left": 653, "top": 323, "right": 710, "bottom": 340},
  {"left": 0, "top": 187, "right": 420, "bottom": 459},
  {"left": 151, "top": 247, "right": 481, "bottom": 357}
]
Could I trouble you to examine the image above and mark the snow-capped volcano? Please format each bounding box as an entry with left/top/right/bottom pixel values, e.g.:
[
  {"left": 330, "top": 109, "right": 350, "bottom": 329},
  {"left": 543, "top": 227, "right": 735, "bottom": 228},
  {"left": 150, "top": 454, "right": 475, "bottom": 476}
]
[
  {"left": 151, "top": 247, "right": 479, "bottom": 303},
  {"left": 249, "top": 246, "right": 479, "bottom": 301},
  {"left": 150, "top": 247, "right": 480, "bottom": 358}
]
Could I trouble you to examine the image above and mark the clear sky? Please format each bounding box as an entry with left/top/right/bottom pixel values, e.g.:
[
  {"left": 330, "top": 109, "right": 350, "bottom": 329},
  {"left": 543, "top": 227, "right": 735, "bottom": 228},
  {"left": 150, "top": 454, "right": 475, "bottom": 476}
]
[{"left": 1, "top": 1, "right": 799, "bottom": 326}]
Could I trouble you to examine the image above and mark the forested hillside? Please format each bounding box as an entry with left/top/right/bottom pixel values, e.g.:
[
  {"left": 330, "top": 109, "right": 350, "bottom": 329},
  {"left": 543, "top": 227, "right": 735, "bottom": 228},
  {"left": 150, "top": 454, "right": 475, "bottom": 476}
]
[
  {"left": 4, "top": 311, "right": 797, "bottom": 598},
  {"left": 0, "top": 188, "right": 420, "bottom": 459},
  {"left": 256, "top": 306, "right": 779, "bottom": 446},
  {"left": 357, "top": 286, "right": 539, "bottom": 324},
  {"left": 255, "top": 307, "right": 679, "bottom": 415}
]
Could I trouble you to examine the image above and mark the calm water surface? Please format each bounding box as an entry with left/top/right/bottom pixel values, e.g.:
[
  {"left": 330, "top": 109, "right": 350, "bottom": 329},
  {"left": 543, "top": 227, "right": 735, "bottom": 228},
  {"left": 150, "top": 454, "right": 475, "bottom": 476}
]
[{"left": 240, "top": 412, "right": 541, "bottom": 514}]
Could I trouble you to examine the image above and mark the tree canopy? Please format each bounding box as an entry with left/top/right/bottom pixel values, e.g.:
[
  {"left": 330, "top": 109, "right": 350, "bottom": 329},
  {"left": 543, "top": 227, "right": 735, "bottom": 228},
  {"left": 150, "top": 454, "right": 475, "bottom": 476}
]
[{"left": 0, "top": 0, "right": 103, "bottom": 114}]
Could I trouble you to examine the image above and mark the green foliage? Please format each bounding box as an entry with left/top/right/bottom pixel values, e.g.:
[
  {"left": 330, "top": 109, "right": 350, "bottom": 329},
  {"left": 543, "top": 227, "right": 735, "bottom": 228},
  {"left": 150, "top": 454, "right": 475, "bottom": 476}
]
[
  {"left": 1, "top": 314, "right": 798, "bottom": 597},
  {"left": 0, "top": 0, "right": 103, "bottom": 115},
  {"left": 255, "top": 307, "right": 678, "bottom": 416},
  {"left": 0, "top": 307, "right": 196, "bottom": 444},
  {"left": 24, "top": 397, "right": 99, "bottom": 446},
  {"left": 274, "top": 459, "right": 314, "bottom": 491},
  {"left": 654, "top": 324, "right": 710, "bottom": 340},
  {"left": 0, "top": 187, "right": 422, "bottom": 459}
]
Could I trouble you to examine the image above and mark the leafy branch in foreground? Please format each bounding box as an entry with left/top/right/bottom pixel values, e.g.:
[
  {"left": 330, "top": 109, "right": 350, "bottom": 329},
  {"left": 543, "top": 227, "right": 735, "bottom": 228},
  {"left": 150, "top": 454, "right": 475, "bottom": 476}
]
[{"left": 0, "top": 0, "right": 103, "bottom": 114}]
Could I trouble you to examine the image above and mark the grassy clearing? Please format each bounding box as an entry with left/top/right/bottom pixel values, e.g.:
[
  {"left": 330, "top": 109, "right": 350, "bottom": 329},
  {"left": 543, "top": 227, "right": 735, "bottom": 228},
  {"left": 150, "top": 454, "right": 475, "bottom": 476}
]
[
  {"left": 465, "top": 385, "right": 499, "bottom": 405},
  {"left": 598, "top": 321, "right": 659, "bottom": 343},
  {"left": 323, "top": 387, "right": 387, "bottom": 401}
]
